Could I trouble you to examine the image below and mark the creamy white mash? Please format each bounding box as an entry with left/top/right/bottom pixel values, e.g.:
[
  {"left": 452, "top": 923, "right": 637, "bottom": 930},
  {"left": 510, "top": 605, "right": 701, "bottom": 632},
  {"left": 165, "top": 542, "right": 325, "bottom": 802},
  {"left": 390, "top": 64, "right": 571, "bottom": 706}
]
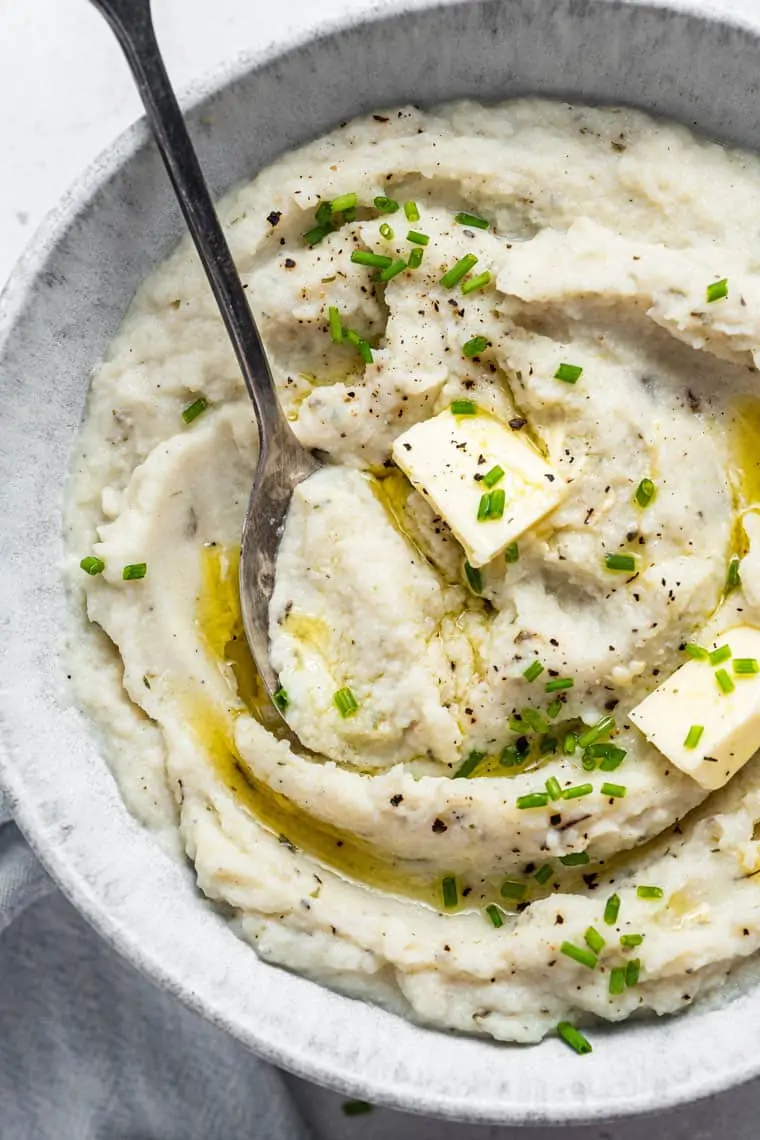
[{"left": 65, "top": 100, "right": 760, "bottom": 1046}]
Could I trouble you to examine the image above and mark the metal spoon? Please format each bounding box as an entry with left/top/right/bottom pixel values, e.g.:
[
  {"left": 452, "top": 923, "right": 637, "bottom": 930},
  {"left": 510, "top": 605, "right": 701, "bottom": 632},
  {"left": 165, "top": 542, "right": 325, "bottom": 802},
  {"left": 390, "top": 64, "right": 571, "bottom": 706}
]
[{"left": 88, "top": 0, "right": 321, "bottom": 704}]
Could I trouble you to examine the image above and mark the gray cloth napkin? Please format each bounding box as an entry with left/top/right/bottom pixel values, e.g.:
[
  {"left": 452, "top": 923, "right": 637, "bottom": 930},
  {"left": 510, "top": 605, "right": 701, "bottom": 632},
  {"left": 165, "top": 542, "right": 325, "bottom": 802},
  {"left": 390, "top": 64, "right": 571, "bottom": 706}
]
[{"left": 2, "top": 797, "right": 760, "bottom": 1140}]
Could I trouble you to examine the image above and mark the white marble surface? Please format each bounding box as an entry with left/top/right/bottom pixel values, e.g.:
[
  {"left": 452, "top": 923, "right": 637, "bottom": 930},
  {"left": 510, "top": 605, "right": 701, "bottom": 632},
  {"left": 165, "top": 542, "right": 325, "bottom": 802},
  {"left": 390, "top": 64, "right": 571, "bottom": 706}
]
[{"left": 4, "top": 0, "right": 760, "bottom": 1135}]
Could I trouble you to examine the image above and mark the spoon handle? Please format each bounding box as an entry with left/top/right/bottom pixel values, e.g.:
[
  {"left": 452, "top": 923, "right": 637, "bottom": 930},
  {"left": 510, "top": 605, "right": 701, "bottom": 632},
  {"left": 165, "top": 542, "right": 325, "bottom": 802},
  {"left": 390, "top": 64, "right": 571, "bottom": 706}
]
[{"left": 88, "top": 0, "right": 286, "bottom": 448}]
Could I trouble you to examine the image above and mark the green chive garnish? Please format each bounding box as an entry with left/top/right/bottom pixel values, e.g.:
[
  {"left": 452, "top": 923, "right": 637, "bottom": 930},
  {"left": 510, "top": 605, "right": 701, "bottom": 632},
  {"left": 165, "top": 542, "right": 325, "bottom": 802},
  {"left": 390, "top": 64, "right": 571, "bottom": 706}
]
[
  {"left": 684, "top": 724, "right": 704, "bottom": 749},
  {"left": 379, "top": 258, "right": 407, "bottom": 282},
  {"left": 455, "top": 211, "right": 490, "bottom": 230},
  {"left": 604, "top": 894, "right": 621, "bottom": 925},
  {"left": 408, "top": 248, "right": 424, "bottom": 269},
  {"left": 547, "top": 698, "right": 563, "bottom": 719},
  {"left": 500, "top": 879, "right": 527, "bottom": 900},
  {"left": 685, "top": 643, "right": 709, "bottom": 660},
  {"left": 604, "top": 553, "right": 636, "bottom": 572},
  {"left": 334, "top": 687, "right": 359, "bottom": 717},
  {"left": 499, "top": 746, "right": 521, "bottom": 767},
  {"left": 598, "top": 747, "right": 627, "bottom": 772},
  {"left": 351, "top": 250, "right": 393, "bottom": 269},
  {"left": 80, "top": 556, "right": 105, "bottom": 576},
  {"left": 582, "top": 753, "right": 597, "bottom": 772},
  {"left": 620, "top": 933, "right": 644, "bottom": 948},
  {"left": 343, "top": 329, "right": 373, "bottom": 364},
  {"left": 488, "top": 488, "right": 505, "bottom": 519},
  {"left": 545, "top": 776, "right": 563, "bottom": 801},
  {"left": 122, "top": 563, "right": 147, "bottom": 581},
  {"left": 609, "top": 967, "right": 626, "bottom": 996},
  {"left": 342, "top": 1100, "right": 373, "bottom": 1117},
  {"left": 706, "top": 277, "right": 728, "bottom": 303},
  {"left": 182, "top": 396, "right": 209, "bottom": 424},
  {"left": 451, "top": 399, "right": 477, "bottom": 416},
  {"left": 523, "top": 660, "right": 544, "bottom": 683},
  {"left": 534, "top": 863, "right": 553, "bottom": 885},
  {"left": 441, "top": 254, "right": 479, "bottom": 289},
  {"left": 505, "top": 542, "right": 519, "bottom": 563},
  {"left": 330, "top": 191, "right": 358, "bottom": 214},
  {"left": 545, "top": 677, "right": 574, "bottom": 693},
  {"left": 522, "top": 708, "right": 548, "bottom": 733},
  {"left": 303, "top": 224, "right": 332, "bottom": 246},
  {"left": 441, "top": 876, "right": 458, "bottom": 908},
  {"left": 715, "top": 668, "right": 735, "bottom": 694},
  {"left": 562, "top": 783, "right": 593, "bottom": 800},
  {"left": 585, "top": 926, "right": 605, "bottom": 954},
  {"left": 477, "top": 492, "right": 492, "bottom": 521},
  {"left": 315, "top": 200, "right": 332, "bottom": 225},
  {"left": 735, "top": 657, "right": 760, "bottom": 674},
  {"left": 554, "top": 362, "right": 583, "bottom": 384},
  {"left": 486, "top": 904, "right": 504, "bottom": 928},
  {"left": 461, "top": 271, "right": 492, "bottom": 295},
  {"left": 328, "top": 306, "right": 343, "bottom": 343},
  {"left": 403, "top": 200, "right": 420, "bottom": 222},
  {"left": 635, "top": 478, "right": 656, "bottom": 508},
  {"left": 636, "top": 885, "right": 664, "bottom": 900},
  {"left": 379, "top": 222, "right": 394, "bottom": 240},
  {"left": 463, "top": 335, "right": 489, "bottom": 358},
  {"left": 508, "top": 715, "right": 525, "bottom": 732},
  {"left": 560, "top": 852, "right": 590, "bottom": 866},
  {"left": 601, "top": 782, "right": 626, "bottom": 798},
  {"left": 482, "top": 465, "right": 504, "bottom": 488},
  {"left": 454, "top": 750, "right": 485, "bottom": 778},
  {"left": 406, "top": 230, "right": 429, "bottom": 246},
  {"left": 374, "top": 196, "right": 399, "bottom": 213},
  {"left": 727, "top": 557, "right": 742, "bottom": 592},
  {"left": 273, "top": 688, "right": 289, "bottom": 713},
  {"left": 464, "top": 561, "right": 483, "bottom": 594},
  {"left": 578, "top": 717, "right": 615, "bottom": 749},
  {"left": 561, "top": 941, "right": 597, "bottom": 969},
  {"left": 625, "top": 958, "right": 641, "bottom": 986},
  {"left": 516, "top": 793, "right": 549, "bottom": 809},
  {"left": 563, "top": 733, "right": 578, "bottom": 756},
  {"left": 709, "top": 644, "right": 731, "bottom": 665},
  {"left": 556, "top": 1021, "right": 593, "bottom": 1055}
]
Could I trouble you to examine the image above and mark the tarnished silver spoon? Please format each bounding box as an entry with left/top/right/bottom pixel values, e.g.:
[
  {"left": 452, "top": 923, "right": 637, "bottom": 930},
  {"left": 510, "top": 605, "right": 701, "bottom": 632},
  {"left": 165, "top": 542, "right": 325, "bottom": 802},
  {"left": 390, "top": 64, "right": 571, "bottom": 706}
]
[{"left": 89, "top": 0, "right": 321, "bottom": 703}]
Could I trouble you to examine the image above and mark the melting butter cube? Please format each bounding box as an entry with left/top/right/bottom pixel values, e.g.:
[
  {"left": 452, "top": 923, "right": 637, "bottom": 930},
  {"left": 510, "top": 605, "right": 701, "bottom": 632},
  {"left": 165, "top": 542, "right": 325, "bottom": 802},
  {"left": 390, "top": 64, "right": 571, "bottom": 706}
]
[
  {"left": 629, "top": 625, "right": 760, "bottom": 790},
  {"left": 391, "top": 406, "right": 566, "bottom": 567}
]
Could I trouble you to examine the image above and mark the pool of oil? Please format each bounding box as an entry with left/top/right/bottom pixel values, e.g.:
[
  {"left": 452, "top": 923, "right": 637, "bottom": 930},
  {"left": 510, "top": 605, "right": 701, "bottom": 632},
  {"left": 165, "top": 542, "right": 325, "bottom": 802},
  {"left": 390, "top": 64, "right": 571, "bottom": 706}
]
[{"left": 730, "top": 396, "right": 760, "bottom": 511}]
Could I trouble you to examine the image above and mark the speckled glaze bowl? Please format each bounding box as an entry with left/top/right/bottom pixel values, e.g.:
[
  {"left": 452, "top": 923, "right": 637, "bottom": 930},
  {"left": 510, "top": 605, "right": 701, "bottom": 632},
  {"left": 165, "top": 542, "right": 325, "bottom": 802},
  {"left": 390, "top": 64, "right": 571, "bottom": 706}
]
[{"left": 4, "top": 0, "right": 760, "bottom": 1123}]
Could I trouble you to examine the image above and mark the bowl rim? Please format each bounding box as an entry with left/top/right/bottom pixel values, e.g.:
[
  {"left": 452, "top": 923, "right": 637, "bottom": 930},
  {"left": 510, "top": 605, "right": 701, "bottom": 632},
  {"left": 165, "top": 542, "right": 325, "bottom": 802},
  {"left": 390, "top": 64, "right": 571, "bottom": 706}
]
[{"left": 4, "top": 0, "right": 760, "bottom": 1124}]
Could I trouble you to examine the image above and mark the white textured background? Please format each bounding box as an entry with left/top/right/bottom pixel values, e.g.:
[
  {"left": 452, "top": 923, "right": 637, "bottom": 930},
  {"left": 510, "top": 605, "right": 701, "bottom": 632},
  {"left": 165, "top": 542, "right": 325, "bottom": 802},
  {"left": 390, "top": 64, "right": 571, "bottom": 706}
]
[{"left": 4, "top": 0, "right": 760, "bottom": 1136}]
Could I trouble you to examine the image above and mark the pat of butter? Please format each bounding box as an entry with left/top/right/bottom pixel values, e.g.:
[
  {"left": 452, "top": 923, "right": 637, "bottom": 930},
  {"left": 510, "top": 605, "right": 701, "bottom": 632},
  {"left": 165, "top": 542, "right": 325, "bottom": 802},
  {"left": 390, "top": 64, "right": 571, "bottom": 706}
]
[
  {"left": 629, "top": 625, "right": 760, "bottom": 790},
  {"left": 391, "top": 406, "right": 566, "bottom": 567}
]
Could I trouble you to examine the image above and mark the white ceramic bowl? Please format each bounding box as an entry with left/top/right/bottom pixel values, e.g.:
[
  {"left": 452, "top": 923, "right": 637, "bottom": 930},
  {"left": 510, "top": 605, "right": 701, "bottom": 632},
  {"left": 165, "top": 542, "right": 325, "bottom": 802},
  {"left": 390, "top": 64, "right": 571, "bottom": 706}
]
[{"left": 4, "top": 0, "right": 760, "bottom": 1124}]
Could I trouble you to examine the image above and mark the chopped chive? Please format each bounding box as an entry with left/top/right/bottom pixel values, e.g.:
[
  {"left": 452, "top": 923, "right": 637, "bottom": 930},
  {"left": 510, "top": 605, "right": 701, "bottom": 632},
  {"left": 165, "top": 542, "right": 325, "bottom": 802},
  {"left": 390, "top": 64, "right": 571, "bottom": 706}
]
[
  {"left": 477, "top": 492, "right": 492, "bottom": 521},
  {"left": 488, "top": 488, "right": 505, "bottom": 519},
  {"left": 344, "top": 329, "right": 373, "bottom": 364},
  {"left": 706, "top": 277, "right": 728, "bottom": 303},
  {"left": 461, "top": 271, "right": 492, "bottom": 295},
  {"left": 182, "top": 396, "right": 208, "bottom": 424},
  {"left": 586, "top": 743, "right": 618, "bottom": 758},
  {"left": 378, "top": 258, "right": 407, "bottom": 282},
  {"left": 463, "top": 334, "right": 489, "bottom": 358},
  {"left": 609, "top": 966, "right": 626, "bottom": 996},
  {"left": 598, "top": 747, "right": 627, "bottom": 772},
  {"left": 545, "top": 677, "right": 574, "bottom": 693},
  {"left": 554, "top": 362, "right": 583, "bottom": 384},
  {"left": 499, "top": 745, "right": 521, "bottom": 767},
  {"left": 408, "top": 247, "right": 424, "bottom": 269},
  {"left": 540, "top": 734, "right": 558, "bottom": 756},
  {"left": 342, "top": 1100, "right": 373, "bottom": 1117},
  {"left": 273, "top": 688, "right": 289, "bottom": 713},
  {"left": 455, "top": 211, "right": 490, "bottom": 230},
  {"left": 482, "top": 465, "right": 505, "bottom": 488},
  {"left": 734, "top": 657, "right": 760, "bottom": 674},
  {"left": 80, "top": 555, "right": 105, "bottom": 576},
  {"left": 715, "top": 667, "right": 735, "bottom": 694},
  {"left": 523, "top": 660, "right": 545, "bottom": 682},
  {"left": 620, "top": 933, "right": 644, "bottom": 948},
  {"left": 330, "top": 191, "right": 358, "bottom": 214},
  {"left": 625, "top": 958, "right": 641, "bottom": 986},
  {"left": 454, "top": 750, "right": 485, "bottom": 778},
  {"left": 350, "top": 250, "right": 393, "bottom": 269},
  {"left": 516, "top": 793, "right": 550, "bottom": 809},
  {"left": 709, "top": 644, "right": 731, "bottom": 665},
  {"left": 726, "top": 557, "right": 742, "bottom": 592},
  {"left": 534, "top": 863, "right": 553, "bottom": 885},
  {"left": 561, "top": 941, "right": 597, "bottom": 969},
  {"left": 122, "top": 563, "right": 147, "bottom": 581},
  {"left": 342, "top": 207, "right": 357, "bottom": 223},
  {"left": 464, "top": 560, "right": 483, "bottom": 594},
  {"left": 581, "top": 753, "right": 597, "bottom": 772},
  {"left": 328, "top": 306, "right": 343, "bottom": 343},
  {"left": 486, "top": 904, "right": 504, "bottom": 928},
  {"left": 585, "top": 926, "right": 605, "bottom": 954},
  {"left": 303, "top": 224, "right": 333, "bottom": 246},
  {"left": 505, "top": 541, "right": 519, "bottom": 563},
  {"left": 547, "top": 698, "right": 563, "bottom": 719},
  {"left": 500, "top": 879, "right": 527, "bottom": 900},
  {"left": 509, "top": 715, "right": 525, "bottom": 733},
  {"left": 403, "top": 200, "right": 420, "bottom": 222},
  {"left": 684, "top": 724, "right": 704, "bottom": 749},
  {"left": 333, "top": 687, "right": 359, "bottom": 717},
  {"left": 441, "top": 876, "right": 458, "bottom": 908},
  {"left": 636, "top": 885, "right": 664, "bottom": 900},
  {"left": 634, "top": 477, "right": 656, "bottom": 508},
  {"left": 601, "top": 782, "right": 626, "bottom": 798},
  {"left": 315, "top": 200, "right": 332, "bottom": 225},
  {"left": 685, "top": 643, "right": 709, "bottom": 660},
  {"left": 406, "top": 230, "right": 429, "bottom": 246},
  {"left": 578, "top": 717, "right": 615, "bottom": 749},
  {"left": 522, "top": 708, "right": 548, "bottom": 733},
  {"left": 374, "top": 195, "right": 399, "bottom": 213},
  {"left": 556, "top": 1021, "right": 593, "bottom": 1055},
  {"left": 451, "top": 399, "right": 477, "bottom": 416},
  {"left": 563, "top": 733, "right": 578, "bottom": 756},
  {"left": 563, "top": 783, "right": 593, "bottom": 800},
  {"left": 545, "top": 776, "right": 563, "bottom": 801},
  {"left": 379, "top": 222, "right": 394, "bottom": 240},
  {"left": 560, "top": 852, "right": 590, "bottom": 866},
  {"left": 441, "top": 253, "right": 479, "bottom": 289},
  {"left": 604, "top": 553, "right": 636, "bottom": 573},
  {"left": 604, "top": 893, "right": 621, "bottom": 925}
]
